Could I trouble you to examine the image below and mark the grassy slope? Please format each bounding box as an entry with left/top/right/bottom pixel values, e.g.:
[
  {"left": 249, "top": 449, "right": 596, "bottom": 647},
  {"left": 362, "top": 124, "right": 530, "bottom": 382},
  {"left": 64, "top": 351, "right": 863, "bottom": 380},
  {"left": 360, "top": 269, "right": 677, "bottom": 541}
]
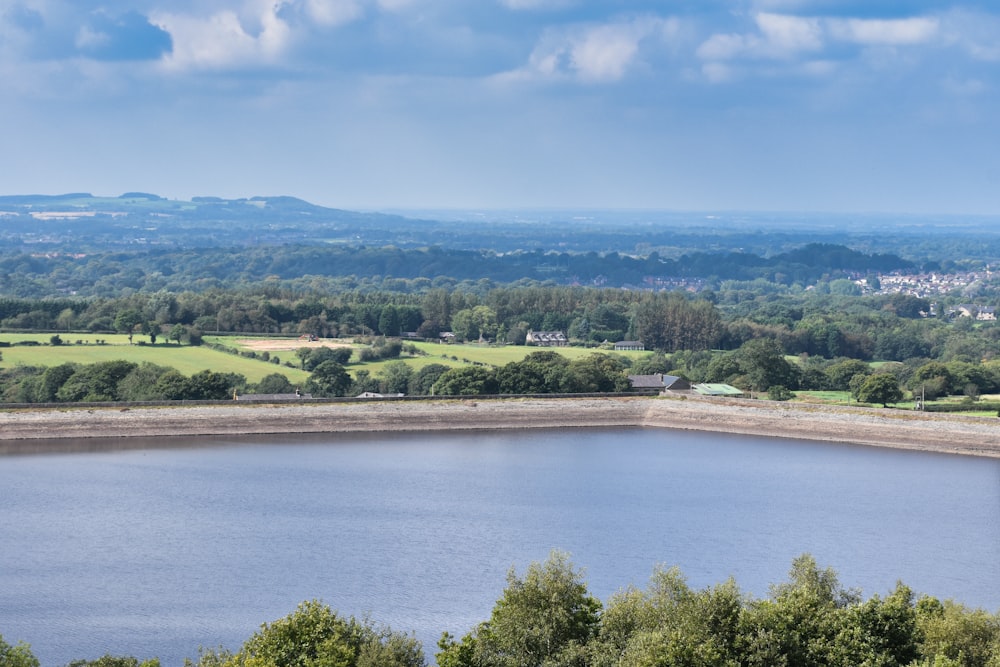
[
  {"left": 0, "top": 334, "right": 309, "bottom": 384},
  {"left": 217, "top": 337, "right": 652, "bottom": 374},
  {"left": 408, "top": 341, "right": 650, "bottom": 365}
]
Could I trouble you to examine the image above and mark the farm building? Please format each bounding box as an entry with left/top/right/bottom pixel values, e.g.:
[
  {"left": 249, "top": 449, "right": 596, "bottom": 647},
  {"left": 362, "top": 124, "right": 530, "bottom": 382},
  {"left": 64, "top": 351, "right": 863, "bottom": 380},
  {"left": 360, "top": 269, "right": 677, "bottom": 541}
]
[
  {"left": 525, "top": 330, "right": 568, "bottom": 347},
  {"left": 627, "top": 374, "right": 691, "bottom": 392}
]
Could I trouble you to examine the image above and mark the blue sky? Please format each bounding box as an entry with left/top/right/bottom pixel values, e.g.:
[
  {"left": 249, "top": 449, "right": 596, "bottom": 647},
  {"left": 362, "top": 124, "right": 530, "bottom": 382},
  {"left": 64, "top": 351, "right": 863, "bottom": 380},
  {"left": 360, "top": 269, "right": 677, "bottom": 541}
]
[{"left": 2, "top": 1, "right": 999, "bottom": 214}]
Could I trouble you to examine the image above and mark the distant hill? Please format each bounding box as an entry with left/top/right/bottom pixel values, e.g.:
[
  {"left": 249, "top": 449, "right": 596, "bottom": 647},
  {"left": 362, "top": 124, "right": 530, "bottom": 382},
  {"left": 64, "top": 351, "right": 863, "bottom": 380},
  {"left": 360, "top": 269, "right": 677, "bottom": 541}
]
[{"left": 0, "top": 193, "right": 995, "bottom": 275}]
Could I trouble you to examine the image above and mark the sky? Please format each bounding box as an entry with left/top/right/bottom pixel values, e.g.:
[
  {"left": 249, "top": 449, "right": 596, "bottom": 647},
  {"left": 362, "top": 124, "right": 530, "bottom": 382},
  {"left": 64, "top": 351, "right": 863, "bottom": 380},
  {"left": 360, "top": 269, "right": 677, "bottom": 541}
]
[{"left": 1, "top": 0, "right": 999, "bottom": 215}]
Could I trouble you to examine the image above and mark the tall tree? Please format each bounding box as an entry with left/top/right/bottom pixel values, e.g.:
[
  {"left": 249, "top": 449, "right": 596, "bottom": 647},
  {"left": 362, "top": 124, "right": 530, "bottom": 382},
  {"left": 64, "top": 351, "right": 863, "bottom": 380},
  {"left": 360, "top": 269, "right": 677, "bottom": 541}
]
[
  {"left": 736, "top": 338, "right": 799, "bottom": 394},
  {"left": 857, "top": 373, "right": 904, "bottom": 407},
  {"left": 228, "top": 599, "right": 423, "bottom": 667},
  {"left": 438, "top": 550, "right": 601, "bottom": 667},
  {"left": 305, "top": 361, "right": 352, "bottom": 398}
]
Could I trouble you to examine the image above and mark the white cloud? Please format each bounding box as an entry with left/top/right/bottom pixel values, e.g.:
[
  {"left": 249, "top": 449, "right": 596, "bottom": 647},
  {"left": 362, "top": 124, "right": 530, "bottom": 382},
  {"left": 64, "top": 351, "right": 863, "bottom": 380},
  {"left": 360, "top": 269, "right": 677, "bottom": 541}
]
[
  {"left": 376, "top": 0, "right": 421, "bottom": 10},
  {"left": 499, "top": 15, "right": 674, "bottom": 84},
  {"left": 152, "top": 1, "right": 296, "bottom": 70},
  {"left": 75, "top": 25, "right": 109, "bottom": 50},
  {"left": 757, "top": 13, "right": 823, "bottom": 54},
  {"left": 940, "top": 9, "right": 1000, "bottom": 62},
  {"left": 827, "top": 17, "right": 938, "bottom": 45},
  {"left": 570, "top": 23, "right": 643, "bottom": 82},
  {"left": 697, "top": 13, "right": 822, "bottom": 62},
  {"left": 696, "top": 33, "right": 749, "bottom": 62},
  {"left": 302, "top": 0, "right": 364, "bottom": 26},
  {"left": 700, "top": 61, "right": 732, "bottom": 83},
  {"left": 941, "top": 76, "right": 986, "bottom": 96},
  {"left": 499, "top": 0, "right": 574, "bottom": 10}
]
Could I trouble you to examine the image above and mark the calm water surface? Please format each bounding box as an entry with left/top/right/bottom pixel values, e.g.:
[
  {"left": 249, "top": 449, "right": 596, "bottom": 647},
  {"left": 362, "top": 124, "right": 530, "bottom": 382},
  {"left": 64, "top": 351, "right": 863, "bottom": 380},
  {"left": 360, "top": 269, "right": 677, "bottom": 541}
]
[{"left": 1, "top": 427, "right": 999, "bottom": 666}]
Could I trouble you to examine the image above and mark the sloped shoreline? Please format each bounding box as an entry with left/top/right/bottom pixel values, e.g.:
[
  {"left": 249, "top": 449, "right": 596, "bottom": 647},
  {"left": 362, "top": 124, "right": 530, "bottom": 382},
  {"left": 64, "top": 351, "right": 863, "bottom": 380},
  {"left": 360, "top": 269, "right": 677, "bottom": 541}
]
[{"left": 0, "top": 396, "right": 998, "bottom": 458}]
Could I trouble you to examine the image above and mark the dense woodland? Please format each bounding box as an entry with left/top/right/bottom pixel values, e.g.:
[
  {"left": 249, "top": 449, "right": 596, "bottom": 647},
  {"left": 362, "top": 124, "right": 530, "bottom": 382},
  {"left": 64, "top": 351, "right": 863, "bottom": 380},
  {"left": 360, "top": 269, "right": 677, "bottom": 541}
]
[
  {"left": 1, "top": 281, "right": 999, "bottom": 405},
  {"left": 0, "top": 243, "right": 919, "bottom": 297},
  {"left": 4, "top": 552, "right": 1000, "bottom": 667}
]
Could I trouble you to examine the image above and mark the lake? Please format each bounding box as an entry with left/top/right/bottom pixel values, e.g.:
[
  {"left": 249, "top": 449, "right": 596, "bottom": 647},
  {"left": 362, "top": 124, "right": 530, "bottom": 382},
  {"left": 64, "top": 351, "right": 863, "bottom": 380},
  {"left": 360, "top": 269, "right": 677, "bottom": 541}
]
[{"left": 1, "top": 427, "right": 999, "bottom": 666}]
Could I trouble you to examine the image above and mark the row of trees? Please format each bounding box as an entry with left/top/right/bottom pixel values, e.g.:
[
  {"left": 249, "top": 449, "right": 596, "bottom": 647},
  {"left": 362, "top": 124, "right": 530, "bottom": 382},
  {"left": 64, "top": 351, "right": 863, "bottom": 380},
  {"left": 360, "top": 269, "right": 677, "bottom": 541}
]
[
  {"left": 7, "top": 552, "right": 999, "bottom": 667},
  {"left": 6, "top": 335, "right": 1000, "bottom": 405},
  {"left": 0, "top": 349, "right": 639, "bottom": 403},
  {"left": 688, "top": 340, "right": 1000, "bottom": 402},
  {"left": 2, "top": 284, "right": 998, "bottom": 363},
  {"left": 0, "top": 362, "right": 250, "bottom": 404},
  {"left": 436, "top": 551, "right": 1000, "bottom": 667}
]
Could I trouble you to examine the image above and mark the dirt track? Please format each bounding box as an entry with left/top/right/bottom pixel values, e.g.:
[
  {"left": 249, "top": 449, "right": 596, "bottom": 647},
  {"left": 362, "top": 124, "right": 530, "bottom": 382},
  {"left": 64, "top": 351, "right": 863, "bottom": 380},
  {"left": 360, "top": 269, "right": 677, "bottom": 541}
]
[{"left": 0, "top": 396, "right": 997, "bottom": 457}]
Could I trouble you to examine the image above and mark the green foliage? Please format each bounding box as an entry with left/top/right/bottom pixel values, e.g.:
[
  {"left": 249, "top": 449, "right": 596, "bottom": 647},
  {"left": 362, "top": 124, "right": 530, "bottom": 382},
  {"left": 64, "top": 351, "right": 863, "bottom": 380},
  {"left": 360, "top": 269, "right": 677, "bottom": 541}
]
[
  {"left": 228, "top": 599, "right": 423, "bottom": 667},
  {"left": 629, "top": 352, "right": 671, "bottom": 376},
  {"left": 376, "top": 361, "right": 413, "bottom": 395},
  {"left": 592, "top": 567, "right": 743, "bottom": 667},
  {"left": 56, "top": 360, "right": 138, "bottom": 402},
  {"left": 857, "top": 373, "right": 904, "bottom": 407},
  {"left": 496, "top": 350, "right": 569, "bottom": 394},
  {"left": 631, "top": 293, "right": 722, "bottom": 353},
  {"left": 562, "top": 353, "right": 631, "bottom": 393},
  {"left": 911, "top": 362, "right": 954, "bottom": 397},
  {"left": 431, "top": 366, "right": 499, "bottom": 396},
  {"left": 297, "top": 346, "right": 353, "bottom": 371},
  {"left": 0, "top": 634, "right": 39, "bottom": 667},
  {"left": 451, "top": 306, "right": 498, "bottom": 342},
  {"left": 117, "top": 362, "right": 175, "bottom": 401},
  {"left": 113, "top": 309, "right": 145, "bottom": 334},
  {"left": 182, "top": 646, "right": 233, "bottom": 667},
  {"left": 169, "top": 324, "right": 187, "bottom": 345},
  {"left": 408, "top": 363, "right": 450, "bottom": 396},
  {"left": 255, "top": 372, "right": 295, "bottom": 394},
  {"left": 825, "top": 359, "right": 871, "bottom": 391},
  {"left": 767, "top": 385, "right": 793, "bottom": 401},
  {"left": 67, "top": 657, "right": 161, "bottom": 667},
  {"left": 736, "top": 339, "right": 799, "bottom": 393},
  {"left": 187, "top": 370, "right": 245, "bottom": 400},
  {"left": 915, "top": 596, "right": 1000, "bottom": 667},
  {"left": 9, "top": 554, "right": 1000, "bottom": 667},
  {"left": 305, "top": 361, "right": 352, "bottom": 397},
  {"left": 437, "top": 550, "right": 601, "bottom": 667}
]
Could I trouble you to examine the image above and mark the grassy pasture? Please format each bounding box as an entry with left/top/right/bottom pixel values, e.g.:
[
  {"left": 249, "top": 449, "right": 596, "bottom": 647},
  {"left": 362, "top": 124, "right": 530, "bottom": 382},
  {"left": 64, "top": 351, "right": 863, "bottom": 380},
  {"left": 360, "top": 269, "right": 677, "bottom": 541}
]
[
  {"left": 0, "top": 334, "right": 309, "bottom": 384},
  {"left": 409, "top": 341, "right": 651, "bottom": 366},
  {"left": 218, "top": 336, "right": 652, "bottom": 376},
  {"left": 1, "top": 333, "right": 653, "bottom": 391},
  {"left": 793, "top": 390, "right": 853, "bottom": 404}
]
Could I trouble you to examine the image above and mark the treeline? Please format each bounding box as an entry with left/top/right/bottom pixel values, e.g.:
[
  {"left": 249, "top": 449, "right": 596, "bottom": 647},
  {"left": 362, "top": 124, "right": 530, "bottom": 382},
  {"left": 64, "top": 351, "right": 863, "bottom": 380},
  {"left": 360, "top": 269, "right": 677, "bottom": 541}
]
[
  {"left": 2, "top": 284, "right": 997, "bottom": 363},
  {"left": 0, "top": 288, "right": 724, "bottom": 353},
  {"left": 0, "top": 243, "right": 912, "bottom": 297},
  {"left": 0, "top": 349, "right": 641, "bottom": 403},
  {"left": 5, "top": 553, "right": 1000, "bottom": 667},
  {"left": 0, "top": 361, "right": 253, "bottom": 403},
  {"left": 3, "top": 282, "right": 1000, "bottom": 404}
]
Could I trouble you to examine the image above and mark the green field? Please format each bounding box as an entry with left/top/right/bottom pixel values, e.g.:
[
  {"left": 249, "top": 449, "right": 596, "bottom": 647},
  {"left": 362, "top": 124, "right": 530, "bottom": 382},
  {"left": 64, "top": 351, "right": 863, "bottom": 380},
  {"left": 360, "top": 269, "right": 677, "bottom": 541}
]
[
  {"left": 793, "top": 390, "right": 854, "bottom": 404},
  {"left": 0, "top": 334, "right": 309, "bottom": 384},
  {"left": 408, "top": 341, "right": 651, "bottom": 366},
  {"left": 3, "top": 334, "right": 649, "bottom": 388},
  {"left": 216, "top": 337, "right": 653, "bottom": 374}
]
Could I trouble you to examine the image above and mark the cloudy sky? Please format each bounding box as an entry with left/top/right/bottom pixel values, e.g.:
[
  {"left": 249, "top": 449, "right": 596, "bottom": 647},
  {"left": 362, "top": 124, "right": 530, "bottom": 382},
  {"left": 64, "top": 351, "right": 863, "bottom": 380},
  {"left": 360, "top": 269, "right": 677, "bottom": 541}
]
[{"left": 2, "top": 1, "right": 999, "bottom": 214}]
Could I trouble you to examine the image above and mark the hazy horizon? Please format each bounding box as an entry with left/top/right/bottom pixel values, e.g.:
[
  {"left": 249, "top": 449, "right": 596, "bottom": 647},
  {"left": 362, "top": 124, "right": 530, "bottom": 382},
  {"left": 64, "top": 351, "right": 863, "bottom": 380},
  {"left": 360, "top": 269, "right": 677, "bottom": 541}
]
[{"left": 2, "top": 1, "right": 999, "bottom": 215}]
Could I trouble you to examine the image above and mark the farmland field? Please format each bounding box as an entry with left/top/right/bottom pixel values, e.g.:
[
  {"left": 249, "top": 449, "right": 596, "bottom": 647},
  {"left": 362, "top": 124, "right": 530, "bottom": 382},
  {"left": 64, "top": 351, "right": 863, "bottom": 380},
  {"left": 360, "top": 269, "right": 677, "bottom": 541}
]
[
  {"left": 1, "top": 334, "right": 652, "bottom": 388},
  {"left": 408, "top": 341, "right": 651, "bottom": 365},
  {"left": 0, "top": 334, "right": 309, "bottom": 384},
  {"left": 219, "top": 336, "right": 653, "bottom": 373}
]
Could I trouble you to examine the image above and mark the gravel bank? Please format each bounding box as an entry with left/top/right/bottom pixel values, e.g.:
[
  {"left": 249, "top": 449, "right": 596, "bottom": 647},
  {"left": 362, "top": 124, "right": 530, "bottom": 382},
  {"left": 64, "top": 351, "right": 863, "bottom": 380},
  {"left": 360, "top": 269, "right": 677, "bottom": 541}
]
[{"left": 0, "top": 396, "right": 997, "bottom": 457}]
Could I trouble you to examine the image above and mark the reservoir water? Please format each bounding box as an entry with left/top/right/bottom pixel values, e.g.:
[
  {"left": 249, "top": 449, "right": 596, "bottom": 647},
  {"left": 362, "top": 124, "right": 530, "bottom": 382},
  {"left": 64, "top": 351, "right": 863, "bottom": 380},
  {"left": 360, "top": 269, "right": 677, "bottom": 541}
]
[{"left": 2, "top": 427, "right": 999, "bottom": 666}]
